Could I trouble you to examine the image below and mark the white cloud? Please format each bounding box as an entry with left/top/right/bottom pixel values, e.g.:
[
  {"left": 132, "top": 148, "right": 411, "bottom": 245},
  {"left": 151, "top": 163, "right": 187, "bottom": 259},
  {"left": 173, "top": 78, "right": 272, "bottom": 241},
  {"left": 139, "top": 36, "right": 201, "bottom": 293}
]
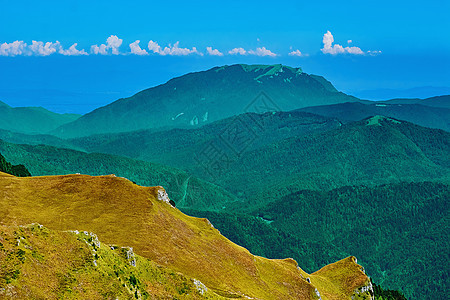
[
  {"left": 345, "top": 46, "right": 364, "bottom": 55},
  {"left": 1, "top": 40, "right": 88, "bottom": 56},
  {"left": 129, "top": 40, "right": 148, "bottom": 55},
  {"left": 29, "top": 41, "right": 60, "bottom": 56},
  {"left": 91, "top": 44, "right": 107, "bottom": 55},
  {"left": 347, "top": 39, "right": 352, "bottom": 44},
  {"left": 367, "top": 50, "right": 382, "bottom": 56},
  {"left": 91, "top": 35, "right": 123, "bottom": 55},
  {"left": 107, "top": 35, "right": 122, "bottom": 55},
  {"left": 228, "top": 47, "right": 247, "bottom": 55},
  {"left": 206, "top": 46, "right": 223, "bottom": 56},
  {"left": 0, "top": 41, "right": 28, "bottom": 56},
  {"left": 288, "top": 49, "right": 304, "bottom": 57},
  {"left": 59, "top": 43, "right": 88, "bottom": 56},
  {"left": 321, "top": 31, "right": 364, "bottom": 55},
  {"left": 147, "top": 40, "right": 202, "bottom": 56},
  {"left": 248, "top": 47, "right": 277, "bottom": 57}
]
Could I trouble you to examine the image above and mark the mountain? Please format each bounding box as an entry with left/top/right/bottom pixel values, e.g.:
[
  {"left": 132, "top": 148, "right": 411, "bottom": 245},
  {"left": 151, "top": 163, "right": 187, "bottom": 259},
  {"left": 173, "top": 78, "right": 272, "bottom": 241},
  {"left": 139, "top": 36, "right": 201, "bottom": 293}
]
[
  {"left": 68, "top": 111, "right": 341, "bottom": 171},
  {"left": 53, "top": 64, "right": 358, "bottom": 138},
  {"left": 353, "top": 86, "right": 450, "bottom": 101},
  {"left": 185, "top": 181, "right": 448, "bottom": 299},
  {"left": 0, "top": 152, "right": 31, "bottom": 177},
  {"left": 252, "top": 182, "right": 449, "bottom": 299},
  {"left": 298, "top": 102, "right": 450, "bottom": 131},
  {"left": 380, "top": 95, "right": 450, "bottom": 109},
  {"left": 212, "top": 116, "right": 450, "bottom": 207},
  {"left": 0, "top": 172, "right": 374, "bottom": 299},
  {"left": 62, "top": 113, "right": 449, "bottom": 210},
  {"left": 0, "top": 139, "right": 238, "bottom": 210},
  {"left": 0, "top": 100, "right": 80, "bottom": 134}
]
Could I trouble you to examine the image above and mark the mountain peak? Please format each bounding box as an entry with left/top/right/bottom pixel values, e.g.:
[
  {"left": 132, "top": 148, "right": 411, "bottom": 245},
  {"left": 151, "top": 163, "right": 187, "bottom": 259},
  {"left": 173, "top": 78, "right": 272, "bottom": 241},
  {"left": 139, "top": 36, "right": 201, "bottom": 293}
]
[
  {"left": 213, "top": 64, "right": 303, "bottom": 80},
  {"left": 238, "top": 63, "right": 302, "bottom": 74},
  {"left": 53, "top": 64, "right": 356, "bottom": 138}
]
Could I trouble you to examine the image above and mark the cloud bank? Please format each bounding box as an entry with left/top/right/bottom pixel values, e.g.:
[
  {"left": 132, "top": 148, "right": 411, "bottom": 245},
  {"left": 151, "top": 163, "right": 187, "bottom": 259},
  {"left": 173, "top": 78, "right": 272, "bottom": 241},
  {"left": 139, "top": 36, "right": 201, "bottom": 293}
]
[
  {"left": 1, "top": 33, "right": 379, "bottom": 57},
  {"left": 91, "top": 35, "right": 123, "bottom": 55},
  {"left": 129, "top": 40, "right": 148, "bottom": 55},
  {"left": 206, "top": 47, "right": 223, "bottom": 56},
  {"left": 228, "top": 47, "right": 277, "bottom": 57},
  {"left": 148, "top": 40, "right": 202, "bottom": 56},
  {"left": 0, "top": 40, "right": 88, "bottom": 56}
]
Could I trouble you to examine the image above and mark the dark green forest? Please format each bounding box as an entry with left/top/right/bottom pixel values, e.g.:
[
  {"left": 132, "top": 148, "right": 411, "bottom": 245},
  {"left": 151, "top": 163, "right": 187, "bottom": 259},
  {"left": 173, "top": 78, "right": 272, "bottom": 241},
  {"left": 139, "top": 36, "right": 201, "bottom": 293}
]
[
  {"left": 184, "top": 182, "right": 449, "bottom": 299},
  {"left": 0, "top": 152, "right": 31, "bottom": 177}
]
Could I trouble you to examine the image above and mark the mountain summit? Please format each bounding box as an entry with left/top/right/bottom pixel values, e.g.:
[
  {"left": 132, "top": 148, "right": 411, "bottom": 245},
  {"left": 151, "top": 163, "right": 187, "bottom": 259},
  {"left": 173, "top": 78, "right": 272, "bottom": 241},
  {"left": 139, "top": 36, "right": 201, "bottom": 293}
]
[{"left": 53, "top": 64, "right": 358, "bottom": 138}]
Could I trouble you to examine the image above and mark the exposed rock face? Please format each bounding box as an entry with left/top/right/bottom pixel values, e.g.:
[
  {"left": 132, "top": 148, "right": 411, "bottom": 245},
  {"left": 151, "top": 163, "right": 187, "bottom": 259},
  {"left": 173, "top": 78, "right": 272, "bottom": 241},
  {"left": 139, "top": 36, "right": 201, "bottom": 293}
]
[
  {"left": 351, "top": 280, "right": 374, "bottom": 300},
  {"left": 122, "top": 246, "right": 136, "bottom": 267},
  {"left": 156, "top": 187, "right": 171, "bottom": 204},
  {"left": 193, "top": 279, "right": 208, "bottom": 295},
  {"left": 314, "top": 288, "right": 322, "bottom": 300}
]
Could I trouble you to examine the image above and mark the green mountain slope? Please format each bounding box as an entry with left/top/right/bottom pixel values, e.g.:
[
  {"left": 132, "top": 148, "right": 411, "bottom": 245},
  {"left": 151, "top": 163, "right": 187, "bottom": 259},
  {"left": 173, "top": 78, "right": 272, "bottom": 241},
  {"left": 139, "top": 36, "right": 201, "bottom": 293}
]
[
  {"left": 68, "top": 111, "right": 341, "bottom": 169},
  {"left": 71, "top": 113, "right": 448, "bottom": 210},
  {"left": 185, "top": 181, "right": 446, "bottom": 299},
  {"left": 253, "top": 182, "right": 449, "bottom": 300},
  {"left": 0, "top": 139, "right": 238, "bottom": 210},
  {"left": 299, "top": 102, "right": 450, "bottom": 131},
  {"left": 209, "top": 116, "right": 450, "bottom": 208},
  {"left": 53, "top": 64, "right": 358, "bottom": 138},
  {"left": 50, "top": 114, "right": 450, "bottom": 211},
  {"left": 0, "top": 100, "right": 80, "bottom": 134}
]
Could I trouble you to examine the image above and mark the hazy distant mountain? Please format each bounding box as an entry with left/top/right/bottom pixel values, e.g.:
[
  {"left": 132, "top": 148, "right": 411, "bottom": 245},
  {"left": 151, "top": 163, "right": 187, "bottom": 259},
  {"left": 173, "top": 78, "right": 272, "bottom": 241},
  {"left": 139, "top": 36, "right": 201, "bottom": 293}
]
[
  {"left": 0, "top": 100, "right": 80, "bottom": 134},
  {"left": 353, "top": 86, "right": 450, "bottom": 100},
  {"left": 53, "top": 64, "right": 358, "bottom": 138},
  {"left": 299, "top": 101, "right": 450, "bottom": 131},
  {"left": 381, "top": 95, "right": 450, "bottom": 109}
]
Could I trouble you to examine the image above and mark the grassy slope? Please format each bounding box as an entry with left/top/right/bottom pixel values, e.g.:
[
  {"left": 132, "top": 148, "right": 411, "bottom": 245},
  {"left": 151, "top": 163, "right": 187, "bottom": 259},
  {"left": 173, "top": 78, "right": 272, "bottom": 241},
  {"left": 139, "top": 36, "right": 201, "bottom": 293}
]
[
  {"left": 0, "top": 172, "right": 372, "bottom": 299},
  {"left": 0, "top": 223, "right": 225, "bottom": 299},
  {"left": 0, "top": 139, "right": 238, "bottom": 210}
]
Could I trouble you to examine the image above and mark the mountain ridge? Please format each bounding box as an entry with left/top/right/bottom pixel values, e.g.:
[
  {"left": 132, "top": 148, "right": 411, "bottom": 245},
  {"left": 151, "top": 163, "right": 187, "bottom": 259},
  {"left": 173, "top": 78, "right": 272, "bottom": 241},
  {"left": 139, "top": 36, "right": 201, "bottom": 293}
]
[
  {"left": 52, "top": 64, "right": 359, "bottom": 138},
  {"left": 0, "top": 172, "right": 373, "bottom": 299}
]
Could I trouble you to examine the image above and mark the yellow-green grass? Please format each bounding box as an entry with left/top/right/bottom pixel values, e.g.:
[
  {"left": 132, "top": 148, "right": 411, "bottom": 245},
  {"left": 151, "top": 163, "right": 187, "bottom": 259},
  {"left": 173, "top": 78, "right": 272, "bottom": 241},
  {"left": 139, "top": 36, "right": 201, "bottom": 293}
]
[
  {"left": 0, "top": 223, "right": 226, "bottom": 299},
  {"left": 0, "top": 172, "right": 370, "bottom": 299}
]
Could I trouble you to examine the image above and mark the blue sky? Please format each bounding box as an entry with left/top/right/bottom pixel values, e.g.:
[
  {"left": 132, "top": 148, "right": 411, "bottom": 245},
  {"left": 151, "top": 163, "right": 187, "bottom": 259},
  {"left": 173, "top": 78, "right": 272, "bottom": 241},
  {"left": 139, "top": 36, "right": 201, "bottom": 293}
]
[{"left": 0, "top": 0, "right": 449, "bottom": 113}]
